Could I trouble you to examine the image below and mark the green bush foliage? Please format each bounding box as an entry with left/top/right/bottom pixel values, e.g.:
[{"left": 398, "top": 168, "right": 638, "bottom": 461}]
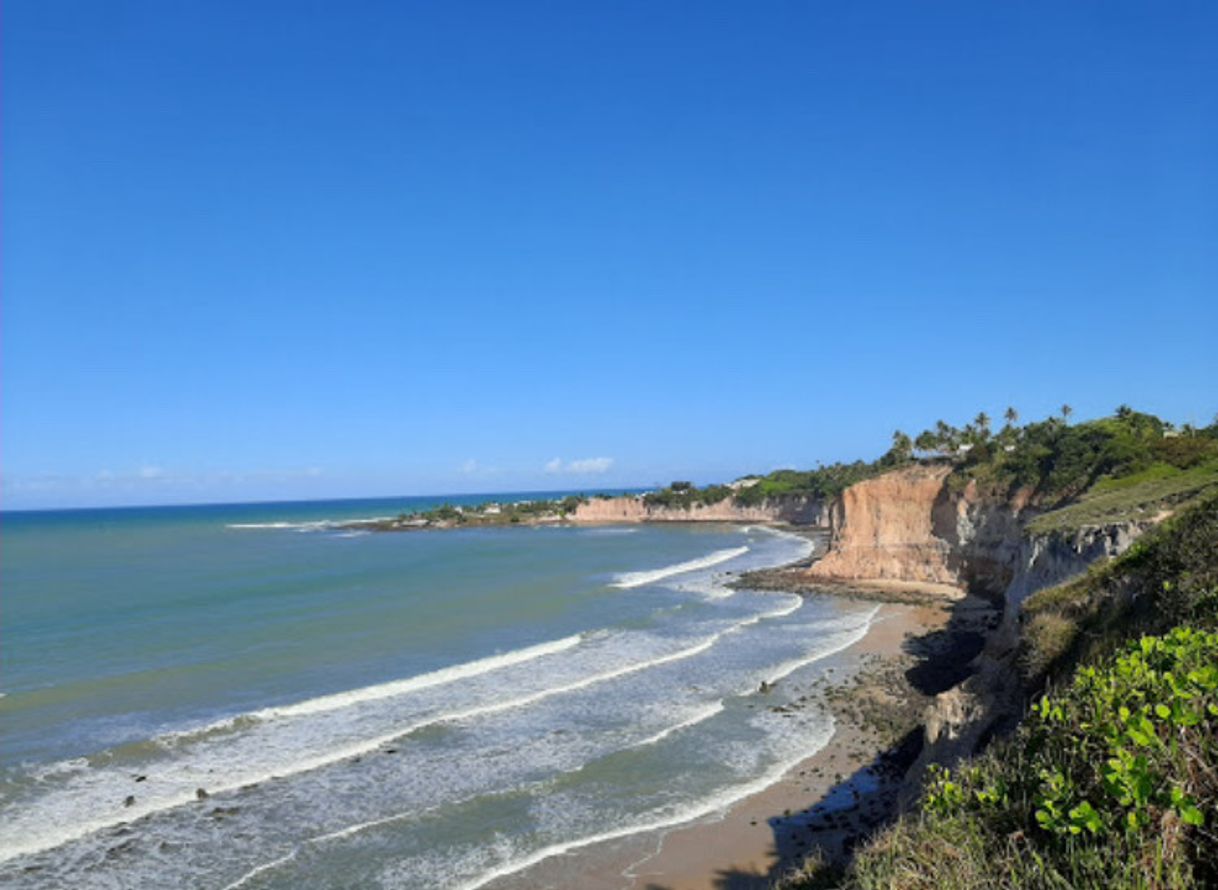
[
  {"left": 903, "top": 626, "right": 1217, "bottom": 889},
  {"left": 732, "top": 462, "right": 896, "bottom": 506},
  {"left": 801, "top": 624, "right": 1218, "bottom": 890},
  {"left": 955, "top": 411, "right": 1218, "bottom": 505},
  {"left": 642, "top": 483, "right": 733, "bottom": 509}
]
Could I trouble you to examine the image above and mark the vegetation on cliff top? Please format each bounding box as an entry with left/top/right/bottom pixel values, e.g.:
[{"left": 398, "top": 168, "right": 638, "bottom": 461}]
[
  {"left": 947, "top": 408, "right": 1218, "bottom": 504},
  {"left": 653, "top": 407, "right": 1218, "bottom": 530},
  {"left": 641, "top": 481, "right": 735, "bottom": 509},
  {"left": 366, "top": 406, "right": 1215, "bottom": 531},
  {"left": 1021, "top": 491, "right": 1218, "bottom": 683},
  {"left": 783, "top": 494, "right": 1218, "bottom": 890}
]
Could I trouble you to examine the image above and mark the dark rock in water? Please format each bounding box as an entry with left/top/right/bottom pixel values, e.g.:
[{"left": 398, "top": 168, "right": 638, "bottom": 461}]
[
  {"left": 196, "top": 788, "right": 209, "bottom": 800},
  {"left": 759, "top": 680, "right": 774, "bottom": 694},
  {"left": 134, "top": 775, "right": 146, "bottom": 783},
  {"left": 384, "top": 748, "right": 397, "bottom": 754},
  {"left": 210, "top": 806, "right": 240, "bottom": 819},
  {"left": 124, "top": 795, "right": 135, "bottom": 808}
]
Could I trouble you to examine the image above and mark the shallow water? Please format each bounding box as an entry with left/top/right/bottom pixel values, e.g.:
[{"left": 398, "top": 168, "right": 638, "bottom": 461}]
[{"left": 0, "top": 496, "right": 871, "bottom": 888}]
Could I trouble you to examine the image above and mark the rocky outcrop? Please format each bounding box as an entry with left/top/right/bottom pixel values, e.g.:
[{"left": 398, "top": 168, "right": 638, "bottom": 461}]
[
  {"left": 803, "top": 465, "right": 1151, "bottom": 608},
  {"left": 570, "top": 495, "right": 827, "bottom": 525},
  {"left": 805, "top": 465, "right": 962, "bottom": 588},
  {"left": 1002, "top": 521, "right": 1153, "bottom": 617}
]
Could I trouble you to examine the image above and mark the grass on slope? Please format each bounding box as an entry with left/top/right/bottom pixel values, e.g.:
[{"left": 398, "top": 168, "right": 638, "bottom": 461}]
[{"left": 1026, "top": 460, "right": 1218, "bottom": 534}]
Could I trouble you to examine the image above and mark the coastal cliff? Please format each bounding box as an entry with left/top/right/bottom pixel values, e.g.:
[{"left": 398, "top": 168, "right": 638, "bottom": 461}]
[
  {"left": 570, "top": 494, "right": 826, "bottom": 525},
  {"left": 803, "top": 464, "right": 1155, "bottom": 609},
  {"left": 793, "top": 463, "right": 1168, "bottom": 792},
  {"left": 804, "top": 464, "right": 960, "bottom": 589}
]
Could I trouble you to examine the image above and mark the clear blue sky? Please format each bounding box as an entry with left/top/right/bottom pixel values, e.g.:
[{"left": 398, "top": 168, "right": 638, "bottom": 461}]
[{"left": 3, "top": 1, "right": 1216, "bottom": 509}]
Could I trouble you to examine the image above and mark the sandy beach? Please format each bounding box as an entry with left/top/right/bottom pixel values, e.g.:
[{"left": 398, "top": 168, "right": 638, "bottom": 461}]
[{"left": 488, "top": 592, "right": 995, "bottom": 890}]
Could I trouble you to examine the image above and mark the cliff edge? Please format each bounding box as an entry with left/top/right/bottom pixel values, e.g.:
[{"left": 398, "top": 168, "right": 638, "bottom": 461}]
[
  {"left": 804, "top": 464, "right": 961, "bottom": 590},
  {"left": 570, "top": 494, "right": 826, "bottom": 525}
]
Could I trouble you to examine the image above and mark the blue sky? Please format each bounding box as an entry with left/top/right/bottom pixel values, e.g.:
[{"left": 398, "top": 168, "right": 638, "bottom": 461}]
[{"left": 3, "top": 1, "right": 1216, "bottom": 509}]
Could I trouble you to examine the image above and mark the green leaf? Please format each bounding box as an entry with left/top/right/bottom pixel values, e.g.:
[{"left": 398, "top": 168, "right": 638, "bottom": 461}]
[
  {"left": 1068, "top": 801, "right": 1103, "bottom": 835},
  {"left": 1180, "top": 805, "right": 1205, "bottom": 827},
  {"left": 1127, "top": 728, "right": 1152, "bottom": 747}
]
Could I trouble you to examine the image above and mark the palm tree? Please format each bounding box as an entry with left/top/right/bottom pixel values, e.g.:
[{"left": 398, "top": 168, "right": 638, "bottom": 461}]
[
  {"left": 1061, "top": 404, "right": 1073, "bottom": 423},
  {"left": 974, "top": 412, "right": 991, "bottom": 441},
  {"left": 915, "top": 430, "right": 938, "bottom": 455},
  {"left": 890, "top": 430, "right": 913, "bottom": 461},
  {"left": 1116, "top": 404, "right": 1133, "bottom": 420},
  {"left": 1004, "top": 406, "right": 1019, "bottom": 427}
]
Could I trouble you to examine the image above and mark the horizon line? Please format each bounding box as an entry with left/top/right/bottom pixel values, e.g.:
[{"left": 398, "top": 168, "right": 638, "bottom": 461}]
[{"left": 0, "top": 485, "right": 654, "bottom": 516}]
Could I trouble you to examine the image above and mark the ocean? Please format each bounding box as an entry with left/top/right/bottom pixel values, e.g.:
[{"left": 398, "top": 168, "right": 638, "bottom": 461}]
[{"left": 0, "top": 494, "right": 876, "bottom": 889}]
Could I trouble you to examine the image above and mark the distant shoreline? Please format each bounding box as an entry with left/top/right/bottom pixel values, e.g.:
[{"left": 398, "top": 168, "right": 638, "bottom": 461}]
[{"left": 338, "top": 491, "right": 826, "bottom": 533}]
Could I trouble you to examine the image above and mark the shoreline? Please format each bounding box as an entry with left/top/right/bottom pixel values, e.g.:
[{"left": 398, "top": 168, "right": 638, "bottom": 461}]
[{"left": 486, "top": 591, "right": 991, "bottom": 890}]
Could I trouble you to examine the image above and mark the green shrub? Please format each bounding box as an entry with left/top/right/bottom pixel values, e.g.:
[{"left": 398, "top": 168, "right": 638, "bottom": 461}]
[
  {"left": 732, "top": 461, "right": 889, "bottom": 506},
  {"left": 826, "top": 624, "right": 1218, "bottom": 890}
]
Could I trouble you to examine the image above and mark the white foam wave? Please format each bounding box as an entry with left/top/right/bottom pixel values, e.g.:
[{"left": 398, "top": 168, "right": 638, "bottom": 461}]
[
  {"left": 0, "top": 616, "right": 777, "bottom": 864},
  {"left": 227, "top": 521, "right": 331, "bottom": 531},
  {"left": 610, "top": 546, "right": 749, "bottom": 589},
  {"left": 631, "top": 701, "right": 726, "bottom": 749},
  {"left": 746, "top": 524, "right": 817, "bottom": 555},
  {"left": 763, "top": 605, "right": 880, "bottom": 686},
  {"left": 452, "top": 715, "right": 837, "bottom": 890},
  {"left": 249, "top": 635, "right": 585, "bottom": 723},
  {"left": 740, "top": 595, "right": 804, "bottom": 625},
  {"left": 226, "top": 517, "right": 391, "bottom": 531},
  {"left": 162, "top": 634, "right": 585, "bottom": 743}
]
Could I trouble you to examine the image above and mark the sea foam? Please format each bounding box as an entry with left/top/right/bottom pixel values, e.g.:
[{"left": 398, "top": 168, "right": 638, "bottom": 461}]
[
  {"left": 610, "top": 546, "right": 749, "bottom": 588},
  {"left": 0, "top": 605, "right": 807, "bottom": 864},
  {"left": 451, "top": 716, "right": 838, "bottom": 890}
]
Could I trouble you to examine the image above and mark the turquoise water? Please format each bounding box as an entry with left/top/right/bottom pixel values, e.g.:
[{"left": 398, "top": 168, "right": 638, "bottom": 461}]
[{"left": 0, "top": 496, "right": 873, "bottom": 889}]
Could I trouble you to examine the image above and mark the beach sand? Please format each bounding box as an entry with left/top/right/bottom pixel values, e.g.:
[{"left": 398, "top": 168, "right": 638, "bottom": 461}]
[{"left": 488, "top": 597, "right": 978, "bottom": 890}]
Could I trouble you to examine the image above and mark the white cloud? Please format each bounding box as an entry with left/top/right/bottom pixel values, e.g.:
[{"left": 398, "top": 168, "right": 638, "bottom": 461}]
[
  {"left": 570, "top": 457, "right": 614, "bottom": 474},
  {"left": 460, "top": 459, "right": 479, "bottom": 475},
  {"left": 138, "top": 465, "right": 166, "bottom": 480},
  {"left": 544, "top": 456, "right": 614, "bottom": 475}
]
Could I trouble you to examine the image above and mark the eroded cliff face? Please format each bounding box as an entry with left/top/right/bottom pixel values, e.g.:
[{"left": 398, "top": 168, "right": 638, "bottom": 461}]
[
  {"left": 805, "top": 464, "right": 962, "bottom": 588},
  {"left": 570, "top": 495, "right": 827, "bottom": 525},
  {"left": 805, "top": 466, "right": 1150, "bottom": 607},
  {"left": 1002, "top": 521, "right": 1152, "bottom": 615}
]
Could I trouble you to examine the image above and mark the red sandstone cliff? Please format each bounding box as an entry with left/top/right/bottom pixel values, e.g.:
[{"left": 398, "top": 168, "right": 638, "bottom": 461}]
[
  {"left": 805, "top": 464, "right": 962, "bottom": 590},
  {"left": 570, "top": 495, "right": 826, "bottom": 525}
]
